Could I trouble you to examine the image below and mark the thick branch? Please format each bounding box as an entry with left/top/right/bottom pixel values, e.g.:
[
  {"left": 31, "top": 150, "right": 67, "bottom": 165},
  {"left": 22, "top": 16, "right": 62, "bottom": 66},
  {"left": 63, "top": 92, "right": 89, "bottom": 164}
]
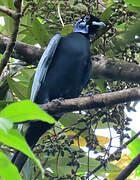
[
  {"left": 0, "top": 35, "right": 44, "bottom": 65},
  {"left": 92, "top": 55, "right": 140, "bottom": 83},
  {"left": 40, "top": 87, "right": 140, "bottom": 115},
  {"left": 115, "top": 153, "right": 140, "bottom": 180},
  {"left": 0, "top": 6, "right": 16, "bottom": 19},
  {"left": 0, "top": 0, "right": 22, "bottom": 75}
]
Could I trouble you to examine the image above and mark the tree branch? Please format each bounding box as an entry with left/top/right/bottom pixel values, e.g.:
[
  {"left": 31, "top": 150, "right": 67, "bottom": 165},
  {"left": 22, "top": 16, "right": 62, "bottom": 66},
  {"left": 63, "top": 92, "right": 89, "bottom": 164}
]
[
  {"left": 40, "top": 87, "right": 140, "bottom": 115},
  {"left": 0, "top": 0, "right": 22, "bottom": 76},
  {"left": 115, "top": 153, "right": 140, "bottom": 180},
  {"left": 0, "top": 35, "right": 44, "bottom": 65},
  {"left": 92, "top": 55, "right": 140, "bottom": 84},
  {"left": 0, "top": 6, "right": 16, "bottom": 19}
]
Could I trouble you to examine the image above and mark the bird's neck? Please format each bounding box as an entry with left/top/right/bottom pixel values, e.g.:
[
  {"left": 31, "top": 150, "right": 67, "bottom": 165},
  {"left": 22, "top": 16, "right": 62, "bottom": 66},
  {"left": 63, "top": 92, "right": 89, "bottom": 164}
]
[
  {"left": 73, "top": 32, "right": 90, "bottom": 40},
  {"left": 81, "top": 33, "right": 90, "bottom": 40}
]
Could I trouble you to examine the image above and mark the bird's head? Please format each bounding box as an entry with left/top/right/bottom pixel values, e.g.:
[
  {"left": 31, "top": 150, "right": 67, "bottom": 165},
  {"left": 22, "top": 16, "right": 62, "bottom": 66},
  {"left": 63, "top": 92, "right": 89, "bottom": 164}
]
[{"left": 74, "top": 14, "right": 106, "bottom": 36}]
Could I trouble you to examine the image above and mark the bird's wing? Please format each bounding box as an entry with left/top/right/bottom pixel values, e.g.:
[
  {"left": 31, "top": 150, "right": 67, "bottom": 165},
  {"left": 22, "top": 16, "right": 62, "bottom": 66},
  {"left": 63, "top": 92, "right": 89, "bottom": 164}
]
[{"left": 30, "top": 34, "right": 61, "bottom": 102}]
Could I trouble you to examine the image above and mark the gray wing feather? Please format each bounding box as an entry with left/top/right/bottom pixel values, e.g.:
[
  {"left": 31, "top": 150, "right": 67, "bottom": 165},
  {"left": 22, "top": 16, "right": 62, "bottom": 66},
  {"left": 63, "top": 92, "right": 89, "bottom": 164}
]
[{"left": 30, "top": 34, "right": 61, "bottom": 102}]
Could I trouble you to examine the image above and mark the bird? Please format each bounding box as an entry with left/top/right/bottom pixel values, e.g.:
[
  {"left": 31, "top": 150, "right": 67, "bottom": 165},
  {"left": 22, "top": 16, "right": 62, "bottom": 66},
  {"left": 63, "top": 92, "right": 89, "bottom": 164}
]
[{"left": 12, "top": 14, "right": 106, "bottom": 172}]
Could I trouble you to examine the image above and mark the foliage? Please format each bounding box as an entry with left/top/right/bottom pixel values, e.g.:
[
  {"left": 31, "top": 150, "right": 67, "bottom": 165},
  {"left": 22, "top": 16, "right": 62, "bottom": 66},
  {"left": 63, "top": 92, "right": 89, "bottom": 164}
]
[
  {"left": 128, "top": 131, "right": 140, "bottom": 177},
  {"left": 0, "top": 100, "right": 55, "bottom": 179},
  {"left": 0, "top": 0, "right": 140, "bottom": 179}
]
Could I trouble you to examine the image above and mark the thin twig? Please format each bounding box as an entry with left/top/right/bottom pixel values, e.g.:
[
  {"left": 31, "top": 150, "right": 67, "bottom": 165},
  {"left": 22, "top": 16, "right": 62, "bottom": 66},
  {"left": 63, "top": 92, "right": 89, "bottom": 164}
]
[
  {"left": 0, "top": 0, "right": 22, "bottom": 76},
  {"left": 57, "top": 2, "right": 64, "bottom": 27},
  {"left": 0, "top": 147, "right": 15, "bottom": 153},
  {"left": 0, "top": 6, "right": 16, "bottom": 19},
  {"left": 86, "top": 131, "right": 140, "bottom": 178},
  {"left": 22, "top": 2, "right": 32, "bottom": 16}
]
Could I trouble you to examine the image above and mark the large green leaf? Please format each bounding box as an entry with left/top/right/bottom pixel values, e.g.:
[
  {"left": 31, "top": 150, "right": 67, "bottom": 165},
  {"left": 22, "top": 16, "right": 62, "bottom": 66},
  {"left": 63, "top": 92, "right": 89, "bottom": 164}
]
[
  {"left": 60, "top": 112, "right": 84, "bottom": 127},
  {"left": 60, "top": 112, "right": 87, "bottom": 135},
  {"left": 61, "top": 24, "right": 73, "bottom": 36},
  {"left": 7, "top": 76, "right": 28, "bottom": 100},
  {"left": 21, "top": 29, "right": 37, "bottom": 45},
  {"left": 2, "top": 16, "right": 13, "bottom": 36},
  {"left": 20, "top": 68, "right": 35, "bottom": 81},
  {"left": 128, "top": 130, "right": 140, "bottom": 177},
  {"left": 0, "top": 128, "right": 44, "bottom": 176},
  {"left": 32, "top": 18, "right": 50, "bottom": 47},
  {"left": 94, "top": 79, "right": 107, "bottom": 93},
  {"left": 0, "top": 0, "right": 4, "bottom": 5},
  {"left": 128, "top": 5, "right": 140, "bottom": 14},
  {"left": 0, "top": 117, "right": 13, "bottom": 133},
  {"left": 0, "top": 100, "right": 55, "bottom": 124},
  {"left": 0, "top": 24, "right": 2, "bottom": 32},
  {"left": 7, "top": 68, "right": 35, "bottom": 99},
  {"left": 0, "top": 151, "right": 22, "bottom": 180},
  {"left": 0, "top": 99, "right": 56, "bottom": 177},
  {"left": 125, "top": 0, "right": 140, "bottom": 7},
  {"left": 128, "top": 131, "right": 140, "bottom": 158},
  {"left": 100, "top": 4, "right": 114, "bottom": 21}
]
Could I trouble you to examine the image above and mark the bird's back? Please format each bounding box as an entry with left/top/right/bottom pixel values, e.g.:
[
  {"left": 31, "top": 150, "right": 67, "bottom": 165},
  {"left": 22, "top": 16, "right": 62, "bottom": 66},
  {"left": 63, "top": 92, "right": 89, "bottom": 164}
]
[{"left": 35, "top": 32, "right": 91, "bottom": 104}]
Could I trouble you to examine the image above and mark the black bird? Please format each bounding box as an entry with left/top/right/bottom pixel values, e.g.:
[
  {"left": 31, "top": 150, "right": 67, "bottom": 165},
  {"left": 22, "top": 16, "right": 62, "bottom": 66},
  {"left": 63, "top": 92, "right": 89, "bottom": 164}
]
[{"left": 12, "top": 14, "right": 105, "bottom": 171}]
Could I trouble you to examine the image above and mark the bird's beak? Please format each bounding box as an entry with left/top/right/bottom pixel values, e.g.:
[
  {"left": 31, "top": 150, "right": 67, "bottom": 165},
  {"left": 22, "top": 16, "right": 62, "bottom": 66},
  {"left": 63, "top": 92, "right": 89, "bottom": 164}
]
[{"left": 92, "top": 21, "right": 106, "bottom": 27}]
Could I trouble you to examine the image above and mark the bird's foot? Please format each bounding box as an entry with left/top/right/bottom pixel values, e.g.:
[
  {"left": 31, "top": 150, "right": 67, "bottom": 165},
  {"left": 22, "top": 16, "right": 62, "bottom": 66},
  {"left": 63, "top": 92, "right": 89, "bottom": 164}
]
[
  {"left": 83, "top": 92, "right": 94, "bottom": 97},
  {"left": 52, "top": 98, "right": 64, "bottom": 105}
]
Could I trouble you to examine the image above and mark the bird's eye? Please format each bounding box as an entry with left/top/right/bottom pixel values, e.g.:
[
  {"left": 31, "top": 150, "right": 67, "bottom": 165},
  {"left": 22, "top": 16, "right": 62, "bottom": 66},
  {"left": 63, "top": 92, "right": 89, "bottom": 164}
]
[{"left": 84, "top": 15, "right": 90, "bottom": 22}]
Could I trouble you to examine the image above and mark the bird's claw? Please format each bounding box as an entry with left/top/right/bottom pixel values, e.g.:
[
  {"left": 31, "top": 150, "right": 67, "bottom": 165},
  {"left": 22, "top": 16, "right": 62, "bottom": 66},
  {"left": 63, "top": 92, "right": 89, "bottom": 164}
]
[
  {"left": 52, "top": 98, "right": 64, "bottom": 105},
  {"left": 83, "top": 92, "right": 94, "bottom": 97}
]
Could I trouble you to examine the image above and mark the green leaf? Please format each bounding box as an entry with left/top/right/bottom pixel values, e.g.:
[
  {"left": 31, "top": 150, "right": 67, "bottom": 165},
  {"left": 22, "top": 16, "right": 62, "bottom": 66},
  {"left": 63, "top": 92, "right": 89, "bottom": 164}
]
[
  {"left": 7, "top": 76, "right": 28, "bottom": 100},
  {"left": 128, "top": 131, "right": 140, "bottom": 158},
  {"left": 46, "top": 148, "right": 120, "bottom": 177},
  {"left": 125, "top": 0, "right": 140, "bottom": 7},
  {"left": 60, "top": 112, "right": 91, "bottom": 137},
  {"left": 94, "top": 79, "right": 107, "bottom": 93},
  {"left": 0, "top": 0, "right": 4, "bottom": 5},
  {"left": 0, "top": 100, "right": 55, "bottom": 124},
  {"left": 21, "top": 30, "right": 37, "bottom": 45},
  {"left": 128, "top": 5, "right": 140, "bottom": 14},
  {"left": 128, "top": 130, "right": 140, "bottom": 177},
  {"left": 32, "top": 18, "right": 50, "bottom": 47},
  {"left": 0, "top": 151, "right": 22, "bottom": 180},
  {"left": 0, "top": 117, "right": 13, "bottom": 133},
  {"left": 6, "top": 0, "right": 15, "bottom": 10},
  {"left": 95, "top": 120, "right": 114, "bottom": 129},
  {"left": 0, "top": 128, "right": 44, "bottom": 177},
  {"left": 60, "top": 112, "right": 84, "bottom": 127},
  {"left": 2, "top": 16, "right": 13, "bottom": 36},
  {"left": 0, "top": 24, "right": 2, "bottom": 32},
  {"left": 61, "top": 24, "right": 73, "bottom": 36},
  {"left": 0, "top": 54, "right": 3, "bottom": 62},
  {"left": 100, "top": 4, "right": 114, "bottom": 21},
  {"left": 73, "top": 3, "right": 88, "bottom": 11},
  {"left": 20, "top": 68, "right": 35, "bottom": 81}
]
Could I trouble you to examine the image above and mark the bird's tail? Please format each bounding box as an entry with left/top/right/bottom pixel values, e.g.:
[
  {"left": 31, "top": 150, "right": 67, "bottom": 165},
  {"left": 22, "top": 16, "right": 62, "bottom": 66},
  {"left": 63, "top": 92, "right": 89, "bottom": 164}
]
[{"left": 12, "top": 115, "right": 61, "bottom": 172}]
